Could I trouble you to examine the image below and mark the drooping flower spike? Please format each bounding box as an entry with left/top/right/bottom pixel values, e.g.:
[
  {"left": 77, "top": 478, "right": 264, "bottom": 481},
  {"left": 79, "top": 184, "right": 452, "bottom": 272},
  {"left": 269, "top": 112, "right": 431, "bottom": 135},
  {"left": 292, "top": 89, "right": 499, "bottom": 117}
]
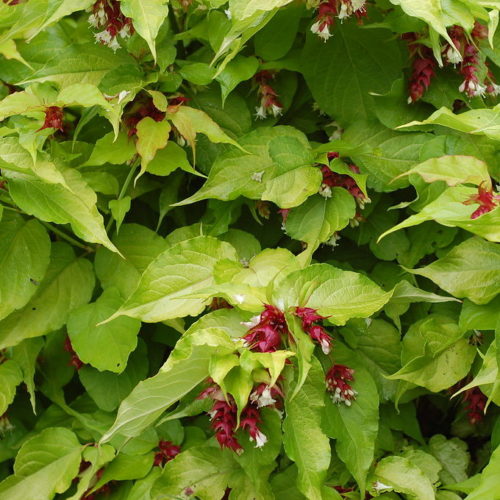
[
  {"left": 295, "top": 307, "right": 333, "bottom": 354},
  {"left": 325, "top": 364, "right": 357, "bottom": 406},
  {"left": 463, "top": 182, "right": 500, "bottom": 219}
]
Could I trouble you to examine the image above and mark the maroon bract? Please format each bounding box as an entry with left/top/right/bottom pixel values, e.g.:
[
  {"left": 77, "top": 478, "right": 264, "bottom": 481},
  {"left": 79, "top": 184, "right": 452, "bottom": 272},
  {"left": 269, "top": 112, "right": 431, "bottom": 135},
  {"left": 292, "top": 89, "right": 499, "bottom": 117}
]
[
  {"left": 240, "top": 406, "right": 267, "bottom": 448},
  {"left": 310, "top": 1, "right": 366, "bottom": 41},
  {"left": 153, "top": 440, "right": 181, "bottom": 466},
  {"left": 242, "top": 304, "right": 289, "bottom": 353},
  {"left": 89, "top": 0, "right": 133, "bottom": 51},
  {"left": 463, "top": 387, "right": 487, "bottom": 424},
  {"left": 319, "top": 163, "right": 369, "bottom": 208},
  {"left": 124, "top": 96, "right": 166, "bottom": 136},
  {"left": 325, "top": 364, "right": 357, "bottom": 406},
  {"left": 295, "top": 307, "right": 332, "bottom": 354},
  {"left": 459, "top": 43, "right": 485, "bottom": 97},
  {"left": 254, "top": 71, "right": 283, "bottom": 120},
  {"left": 64, "top": 336, "right": 84, "bottom": 370},
  {"left": 37, "top": 106, "right": 64, "bottom": 132},
  {"left": 463, "top": 183, "right": 500, "bottom": 219}
]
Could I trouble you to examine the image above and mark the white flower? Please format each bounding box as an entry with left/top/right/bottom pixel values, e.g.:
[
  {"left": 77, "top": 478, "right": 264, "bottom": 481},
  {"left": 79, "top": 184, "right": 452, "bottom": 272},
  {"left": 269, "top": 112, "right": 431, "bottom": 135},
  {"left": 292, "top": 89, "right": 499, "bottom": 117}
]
[
  {"left": 459, "top": 80, "right": 486, "bottom": 97},
  {"left": 95, "top": 30, "right": 112, "bottom": 45},
  {"left": 338, "top": 3, "right": 350, "bottom": 20},
  {"left": 320, "top": 337, "right": 331, "bottom": 355},
  {"left": 271, "top": 104, "right": 283, "bottom": 117},
  {"left": 251, "top": 171, "right": 264, "bottom": 182},
  {"left": 252, "top": 430, "right": 268, "bottom": 448},
  {"left": 319, "top": 184, "right": 332, "bottom": 198},
  {"left": 445, "top": 45, "right": 462, "bottom": 65},
  {"left": 250, "top": 386, "right": 276, "bottom": 408},
  {"left": 488, "top": 83, "right": 500, "bottom": 96},
  {"left": 311, "top": 21, "right": 332, "bottom": 42},
  {"left": 88, "top": 14, "right": 99, "bottom": 28},
  {"left": 119, "top": 24, "right": 132, "bottom": 39},
  {"left": 352, "top": 0, "right": 366, "bottom": 10},
  {"left": 96, "top": 7, "right": 107, "bottom": 23},
  {"left": 108, "top": 36, "right": 121, "bottom": 52},
  {"left": 255, "top": 105, "right": 267, "bottom": 120},
  {"left": 241, "top": 315, "right": 260, "bottom": 329}
]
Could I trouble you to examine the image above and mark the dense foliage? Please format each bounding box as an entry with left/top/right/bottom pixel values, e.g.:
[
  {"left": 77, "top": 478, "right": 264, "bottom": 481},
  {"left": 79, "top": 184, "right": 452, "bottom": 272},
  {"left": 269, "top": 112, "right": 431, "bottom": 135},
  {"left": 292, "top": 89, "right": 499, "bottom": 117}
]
[{"left": 0, "top": 0, "right": 499, "bottom": 499}]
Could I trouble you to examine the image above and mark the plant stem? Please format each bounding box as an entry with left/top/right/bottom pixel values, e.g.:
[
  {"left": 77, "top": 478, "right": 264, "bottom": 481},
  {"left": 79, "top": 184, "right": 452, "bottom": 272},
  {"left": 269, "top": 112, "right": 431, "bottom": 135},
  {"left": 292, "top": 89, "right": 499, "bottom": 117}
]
[{"left": 41, "top": 221, "right": 93, "bottom": 252}]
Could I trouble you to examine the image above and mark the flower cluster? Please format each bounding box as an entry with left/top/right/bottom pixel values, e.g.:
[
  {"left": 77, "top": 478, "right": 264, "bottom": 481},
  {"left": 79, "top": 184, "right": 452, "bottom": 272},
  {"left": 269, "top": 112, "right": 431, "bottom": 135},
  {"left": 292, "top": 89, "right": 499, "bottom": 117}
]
[
  {"left": 123, "top": 96, "right": 166, "bottom": 136},
  {"left": 199, "top": 381, "right": 280, "bottom": 453},
  {"left": 242, "top": 304, "right": 289, "bottom": 353},
  {"left": 64, "top": 336, "right": 84, "bottom": 370},
  {"left": 325, "top": 364, "right": 357, "bottom": 406},
  {"left": 463, "top": 387, "right": 487, "bottom": 425},
  {"left": 319, "top": 154, "right": 369, "bottom": 208},
  {"left": 463, "top": 182, "right": 500, "bottom": 219},
  {"left": 310, "top": 1, "right": 366, "bottom": 41},
  {"left": 254, "top": 71, "right": 283, "bottom": 120},
  {"left": 89, "top": 0, "right": 134, "bottom": 51},
  {"left": 153, "top": 441, "right": 181, "bottom": 467},
  {"left": 294, "top": 307, "right": 332, "bottom": 354},
  {"left": 404, "top": 33, "right": 437, "bottom": 103},
  {"left": 37, "top": 106, "right": 64, "bottom": 132}
]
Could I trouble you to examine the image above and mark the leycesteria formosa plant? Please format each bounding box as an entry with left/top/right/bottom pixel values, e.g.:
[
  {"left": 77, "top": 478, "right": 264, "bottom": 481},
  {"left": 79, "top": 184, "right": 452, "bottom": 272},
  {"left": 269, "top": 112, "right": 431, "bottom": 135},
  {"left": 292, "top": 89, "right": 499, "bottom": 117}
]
[{"left": 0, "top": 0, "right": 499, "bottom": 499}]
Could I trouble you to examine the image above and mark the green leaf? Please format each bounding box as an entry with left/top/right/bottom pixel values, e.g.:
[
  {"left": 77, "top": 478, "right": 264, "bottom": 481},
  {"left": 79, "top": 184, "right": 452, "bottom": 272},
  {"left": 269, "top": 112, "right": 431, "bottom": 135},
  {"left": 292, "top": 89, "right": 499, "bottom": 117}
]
[
  {"left": 78, "top": 340, "right": 148, "bottom": 411},
  {"left": 371, "top": 455, "right": 436, "bottom": 500},
  {"left": 0, "top": 359, "right": 23, "bottom": 415},
  {"left": 272, "top": 263, "right": 392, "bottom": 326},
  {"left": 0, "top": 243, "right": 95, "bottom": 350},
  {"left": 119, "top": 0, "right": 169, "bottom": 61},
  {"left": 394, "top": 155, "right": 492, "bottom": 188},
  {"left": 283, "top": 358, "right": 330, "bottom": 499},
  {"left": 285, "top": 190, "right": 356, "bottom": 254},
  {"left": 229, "top": 0, "right": 293, "bottom": 19},
  {"left": 459, "top": 297, "right": 500, "bottom": 331},
  {"left": 387, "top": 315, "right": 476, "bottom": 392},
  {"left": 19, "top": 42, "right": 136, "bottom": 88},
  {"left": 147, "top": 141, "right": 199, "bottom": 177},
  {"left": 83, "top": 131, "right": 136, "bottom": 167},
  {"left": 11, "top": 337, "right": 44, "bottom": 411},
  {"left": 94, "top": 223, "right": 168, "bottom": 298},
  {"left": 6, "top": 164, "right": 119, "bottom": 252},
  {"left": 379, "top": 187, "right": 500, "bottom": 243},
  {"left": 323, "top": 343, "right": 379, "bottom": 493},
  {"left": 101, "top": 327, "right": 235, "bottom": 442},
  {"left": 216, "top": 55, "right": 259, "bottom": 103},
  {"left": 401, "top": 105, "right": 500, "bottom": 142},
  {"left": 408, "top": 237, "right": 500, "bottom": 305},
  {"left": 428, "top": 435, "right": 470, "bottom": 485},
  {"left": 301, "top": 25, "right": 402, "bottom": 125},
  {"left": 168, "top": 105, "right": 243, "bottom": 156},
  {"left": 105, "top": 236, "right": 238, "bottom": 323},
  {"left": 0, "top": 427, "right": 82, "bottom": 500},
  {"left": 136, "top": 117, "right": 171, "bottom": 177},
  {"left": 176, "top": 126, "right": 318, "bottom": 208},
  {"left": 465, "top": 445, "right": 500, "bottom": 500},
  {"left": 152, "top": 445, "right": 237, "bottom": 499},
  {"left": 67, "top": 288, "right": 141, "bottom": 373},
  {"left": 0, "top": 214, "right": 51, "bottom": 321},
  {"left": 109, "top": 196, "right": 131, "bottom": 233}
]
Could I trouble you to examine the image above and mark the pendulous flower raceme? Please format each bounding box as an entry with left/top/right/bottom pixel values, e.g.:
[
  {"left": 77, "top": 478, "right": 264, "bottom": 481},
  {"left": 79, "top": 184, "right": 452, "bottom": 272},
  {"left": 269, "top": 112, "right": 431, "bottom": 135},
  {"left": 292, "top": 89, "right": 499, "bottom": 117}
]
[
  {"left": 294, "top": 307, "right": 333, "bottom": 354},
  {"left": 89, "top": 0, "right": 134, "bottom": 52},
  {"left": 37, "top": 106, "right": 64, "bottom": 132},
  {"left": 325, "top": 364, "right": 357, "bottom": 406},
  {"left": 242, "top": 304, "right": 289, "bottom": 353},
  {"left": 153, "top": 440, "right": 181, "bottom": 467},
  {"left": 198, "top": 380, "right": 281, "bottom": 453},
  {"left": 310, "top": 0, "right": 366, "bottom": 41},
  {"left": 254, "top": 70, "right": 283, "bottom": 120}
]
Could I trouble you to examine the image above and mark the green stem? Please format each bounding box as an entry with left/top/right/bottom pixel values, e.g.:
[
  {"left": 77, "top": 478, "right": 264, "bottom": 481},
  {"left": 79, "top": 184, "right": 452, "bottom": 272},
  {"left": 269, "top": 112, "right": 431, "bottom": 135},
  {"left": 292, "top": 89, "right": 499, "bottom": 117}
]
[
  {"left": 106, "top": 158, "right": 140, "bottom": 232},
  {"left": 41, "top": 221, "right": 93, "bottom": 252}
]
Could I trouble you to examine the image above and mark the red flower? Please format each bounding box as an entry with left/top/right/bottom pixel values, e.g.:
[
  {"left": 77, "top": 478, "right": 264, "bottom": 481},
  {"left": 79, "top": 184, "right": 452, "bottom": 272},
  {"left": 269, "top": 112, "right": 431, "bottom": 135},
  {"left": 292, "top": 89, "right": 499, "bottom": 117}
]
[
  {"left": 153, "top": 440, "right": 181, "bottom": 466},
  {"left": 254, "top": 71, "right": 283, "bottom": 119},
  {"left": 325, "top": 364, "right": 357, "bottom": 406},
  {"left": 463, "top": 183, "right": 500, "bottom": 219},
  {"left": 242, "top": 304, "right": 289, "bottom": 353},
  {"left": 209, "top": 399, "right": 243, "bottom": 453},
  {"left": 404, "top": 33, "right": 436, "bottom": 103},
  {"left": 295, "top": 307, "right": 332, "bottom": 354},
  {"left": 37, "top": 106, "right": 64, "bottom": 132}
]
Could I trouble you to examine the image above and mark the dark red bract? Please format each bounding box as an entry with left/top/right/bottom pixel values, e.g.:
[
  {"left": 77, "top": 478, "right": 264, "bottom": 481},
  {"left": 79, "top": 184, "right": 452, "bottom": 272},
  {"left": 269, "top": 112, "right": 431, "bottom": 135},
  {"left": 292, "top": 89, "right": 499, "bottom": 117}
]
[
  {"left": 38, "top": 106, "right": 64, "bottom": 132},
  {"left": 325, "top": 364, "right": 357, "bottom": 406},
  {"left": 463, "top": 183, "right": 500, "bottom": 219},
  {"left": 153, "top": 440, "right": 181, "bottom": 466},
  {"left": 243, "top": 304, "right": 289, "bottom": 353}
]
